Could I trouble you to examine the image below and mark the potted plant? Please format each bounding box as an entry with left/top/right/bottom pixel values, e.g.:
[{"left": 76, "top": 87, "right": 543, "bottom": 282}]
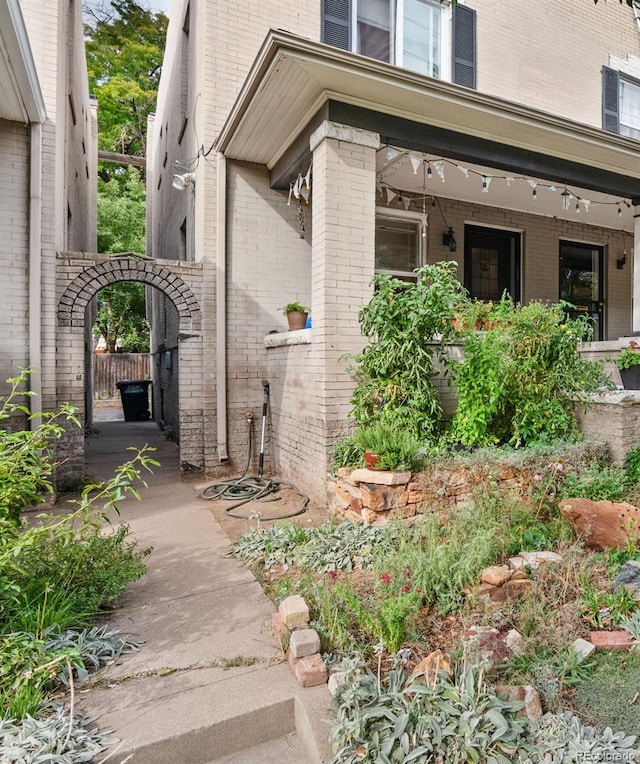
[
  {"left": 281, "top": 301, "right": 310, "bottom": 331},
  {"left": 616, "top": 340, "right": 640, "bottom": 389},
  {"left": 352, "top": 420, "right": 425, "bottom": 472}
]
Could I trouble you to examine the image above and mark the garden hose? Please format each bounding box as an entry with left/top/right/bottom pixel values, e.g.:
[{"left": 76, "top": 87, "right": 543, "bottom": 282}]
[{"left": 199, "top": 385, "right": 309, "bottom": 520}]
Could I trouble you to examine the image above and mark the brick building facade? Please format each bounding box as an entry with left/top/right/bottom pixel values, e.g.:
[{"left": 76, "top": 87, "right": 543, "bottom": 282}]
[{"left": 148, "top": 0, "right": 640, "bottom": 503}]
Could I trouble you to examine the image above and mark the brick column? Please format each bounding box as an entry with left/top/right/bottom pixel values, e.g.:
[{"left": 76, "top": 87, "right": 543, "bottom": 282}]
[
  {"left": 309, "top": 121, "right": 379, "bottom": 467},
  {"left": 633, "top": 200, "right": 640, "bottom": 332}
]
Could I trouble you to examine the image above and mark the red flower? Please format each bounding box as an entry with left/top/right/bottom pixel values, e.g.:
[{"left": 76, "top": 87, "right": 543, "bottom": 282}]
[
  {"left": 401, "top": 585, "right": 411, "bottom": 593},
  {"left": 380, "top": 572, "right": 392, "bottom": 585}
]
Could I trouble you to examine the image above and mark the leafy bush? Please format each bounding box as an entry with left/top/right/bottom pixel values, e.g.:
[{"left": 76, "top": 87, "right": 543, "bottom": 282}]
[
  {"left": 330, "top": 436, "right": 364, "bottom": 473},
  {"left": 559, "top": 462, "right": 628, "bottom": 501},
  {"left": 624, "top": 443, "right": 640, "bottom": 485},
  {"left": 0, "top": 371, "right": 79, "bottom": 522},
  {"left": 448, "top": 300, "right": 612, "bottom": 447},
  {"left": 352, "top": 421, "right": 425, "bottom": 471},
  {"left": 329, "top": 655, "right": 639, "bottom": 763},
  {"left": 350, "top": 262, "right": 467, "bottom": 439}
]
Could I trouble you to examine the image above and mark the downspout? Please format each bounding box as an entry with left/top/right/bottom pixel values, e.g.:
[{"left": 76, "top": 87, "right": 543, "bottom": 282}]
[
  {"left": 216, "top": 151, "right": 229, "bottom": 461},
  {"left": 28, "top": 121, "right": 43, "bottom": 426}
]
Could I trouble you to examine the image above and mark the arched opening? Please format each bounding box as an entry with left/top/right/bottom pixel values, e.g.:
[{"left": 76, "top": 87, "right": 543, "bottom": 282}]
[{"left": 56, "top": 254, "right": 203, "bottom": 480}]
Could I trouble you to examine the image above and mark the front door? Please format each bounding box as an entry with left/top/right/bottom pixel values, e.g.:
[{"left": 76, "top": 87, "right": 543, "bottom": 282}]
[
  {"left": 559, "top": 240, "right": 604, "bottom": 341},
  {"left": 464, "top": 225, "right": 521, "bottom": 302}
]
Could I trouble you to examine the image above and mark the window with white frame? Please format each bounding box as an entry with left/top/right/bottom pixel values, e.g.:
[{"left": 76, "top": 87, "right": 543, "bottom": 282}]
[
  {"left": 375, "top": 210, "right": 424, "bottom": 279},
  {"left": 603, "top": 66, "right": 640, "bottom": 140},
  {"left": 322, "top": 0, "right": 476, "bottom": 87},
  {"left": 356, "top": 0, "right": 446, "bottom": 78}
]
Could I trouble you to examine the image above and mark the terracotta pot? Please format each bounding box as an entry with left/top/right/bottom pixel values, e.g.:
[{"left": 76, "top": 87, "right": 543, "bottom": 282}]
[
  {"left": 620, "top": 365, "right": 640, "bottom": 390},
  {"left": 286, "top": 311, "right": 308, "bottom": 331},
  {"left": 364, "top": 450, "right": 383, "bottom": 470}
]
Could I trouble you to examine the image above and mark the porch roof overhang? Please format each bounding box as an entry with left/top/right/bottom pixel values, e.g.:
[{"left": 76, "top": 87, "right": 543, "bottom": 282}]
[
  {"left": 0, "top": 0, "right": 46, "bottom": 123},
  {"left": 216, "top": 30, "right": 640, "bottom": 204}
]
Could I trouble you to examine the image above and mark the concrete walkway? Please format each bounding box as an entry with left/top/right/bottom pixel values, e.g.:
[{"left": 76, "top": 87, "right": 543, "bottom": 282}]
[{"left": 78, "top": 421, "right": 333, "bottom": 763}]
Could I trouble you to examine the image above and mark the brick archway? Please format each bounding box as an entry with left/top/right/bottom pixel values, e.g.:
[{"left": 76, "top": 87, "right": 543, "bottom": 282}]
[{"left": 56, "top": 253, "right": 204, "bottom": 479}]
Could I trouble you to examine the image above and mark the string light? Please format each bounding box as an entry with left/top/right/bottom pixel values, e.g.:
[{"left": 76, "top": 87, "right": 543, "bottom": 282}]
[{"left": 376, "top": 145, "right": 630, "bottom": 217}]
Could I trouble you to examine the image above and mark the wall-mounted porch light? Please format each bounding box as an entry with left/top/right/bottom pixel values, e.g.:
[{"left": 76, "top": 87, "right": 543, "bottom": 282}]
[{"left": 442, "top": 227, "right": 457, "bottom": 252}]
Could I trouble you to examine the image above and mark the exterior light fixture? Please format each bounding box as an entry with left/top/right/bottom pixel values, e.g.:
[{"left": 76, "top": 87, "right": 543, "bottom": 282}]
[{"left": 443, "top": 227, "right": 457, "bottom": 252}]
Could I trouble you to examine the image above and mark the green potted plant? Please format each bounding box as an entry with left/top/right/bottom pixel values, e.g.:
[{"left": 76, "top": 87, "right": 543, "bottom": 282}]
[
  {"left": 616, "top": 340, "right": 640, "bottom": 389},
  {"left": 281, "top": 301, "right": 310, "bottom": 331},
  {"left": 352, "top": 421, "right": 424, "bottom": 472}
]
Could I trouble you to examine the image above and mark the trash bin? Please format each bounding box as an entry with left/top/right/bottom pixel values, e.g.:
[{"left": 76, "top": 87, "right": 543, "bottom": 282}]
[{"left": 116, "top": 380, "right": 151, "bottom": 422}]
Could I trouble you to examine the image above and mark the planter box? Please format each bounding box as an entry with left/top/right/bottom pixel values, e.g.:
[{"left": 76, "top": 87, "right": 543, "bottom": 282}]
[{"left": 620, "top": 365, "right": 640, "bottom": 389}]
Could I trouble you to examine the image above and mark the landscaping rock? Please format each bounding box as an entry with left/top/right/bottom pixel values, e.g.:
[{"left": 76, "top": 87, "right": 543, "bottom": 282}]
[
  {"left": 614, "top": 560, "right": 640, "bottom": 598},
  {"left": 289, "top": 653, "right": 328, "bottom": 687},
  {"left": 350, "top": 468, "right": 412, "bottom": 485},
  {"left": 328, "top": 671, "right": 348, "bottom": 697},
  {"left": 412, "top": 649, "right": 453, "bottom": 684},
  {"left": 289, "top": 628, "right": 321, "bottom": 659},
  {"left": 508, "top": 551, "right": 564, "bottom": 570},
  {"left": 589, "top": 630, "right": 634, "bottom": 650},
  {"left": 481, "top": 565, "right": 513, "bottom": 586},
  {"left": 505, "top": 629, "right": 525, "bottom": 655},
  {"left": 559, "top": 498, "right": 640, "bottom": 550},
  {"left": 572, "top": 637, "right": 596, "bottom": 662},
  {"left": 464, "top": 627, "right": 517, "bottom": 667},
  {"left": 494, "top": 685, "right": 543, "bottom": 721},
  {"left": 486, "top": 578, "right": 533, "bottom": 603},
  {"left": 279, "top": 595, "right": 309, "bottom": 629}
]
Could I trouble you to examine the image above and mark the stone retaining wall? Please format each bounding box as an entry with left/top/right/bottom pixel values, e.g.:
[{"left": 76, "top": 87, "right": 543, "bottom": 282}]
[{"left": 328, "top": 462, "right": 532, "bottom": 525}]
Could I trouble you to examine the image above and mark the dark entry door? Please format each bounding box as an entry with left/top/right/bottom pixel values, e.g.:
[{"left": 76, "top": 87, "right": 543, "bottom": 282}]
[
  {"left": 464, "top": 225, "right": 521, "bottom": 302},
  {"left": 559, "top": 240, "right": 604, "bottom": 341}
]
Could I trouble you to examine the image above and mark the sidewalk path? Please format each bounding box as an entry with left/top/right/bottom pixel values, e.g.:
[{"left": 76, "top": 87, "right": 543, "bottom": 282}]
[{"left": 78, "top": 421, "right": 332, "bottom": 763}]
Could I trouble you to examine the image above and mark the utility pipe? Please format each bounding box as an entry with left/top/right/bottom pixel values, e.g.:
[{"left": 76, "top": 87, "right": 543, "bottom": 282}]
[
  {"left": 28, "top": 121, "right": 43, "bottom": 426},
  {"left": 216, "top": 151, "right": 229, "bottom": 461}
]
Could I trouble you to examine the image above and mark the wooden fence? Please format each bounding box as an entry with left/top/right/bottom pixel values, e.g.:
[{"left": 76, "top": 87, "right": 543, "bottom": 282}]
[{"left": 93, "top": 353, "right": 150, "bottom": 399}]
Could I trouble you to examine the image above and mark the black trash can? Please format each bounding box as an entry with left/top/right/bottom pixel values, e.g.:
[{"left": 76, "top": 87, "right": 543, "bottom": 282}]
[{"left": 116, "top": 380, "right": 151, "bottom": 421}]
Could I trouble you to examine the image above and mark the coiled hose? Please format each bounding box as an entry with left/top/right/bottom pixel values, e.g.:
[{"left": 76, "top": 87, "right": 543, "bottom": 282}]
[{"left": 199, "top": 416, "right": 309, "bottom": 520}]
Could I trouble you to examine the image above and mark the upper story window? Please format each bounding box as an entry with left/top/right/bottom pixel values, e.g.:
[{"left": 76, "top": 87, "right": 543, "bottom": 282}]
[
  {"left": 603, "top": 66, "right": 640, "bottom": 140},
  {"left": 322, "top": 0, "right": 476, "bottom": 88},
  {"left": 357, "top": 0, "right": 445, "bottom": 78}
]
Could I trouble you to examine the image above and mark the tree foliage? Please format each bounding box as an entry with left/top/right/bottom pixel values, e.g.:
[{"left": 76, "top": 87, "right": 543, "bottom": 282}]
[
  {"left": 85, "top": 0, "right": 167, "bottom": 158},
  {"left": 95, "top": 282, "right": 149, "bottom": 353}
]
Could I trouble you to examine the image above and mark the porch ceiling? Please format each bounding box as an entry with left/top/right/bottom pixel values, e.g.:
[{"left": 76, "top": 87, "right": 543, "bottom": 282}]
[
  {"left": 217, "top": 30, "right": 640, "bottom": 230},
  {"left": 0, "top": 0, "right": 45, "bottom": 123}
]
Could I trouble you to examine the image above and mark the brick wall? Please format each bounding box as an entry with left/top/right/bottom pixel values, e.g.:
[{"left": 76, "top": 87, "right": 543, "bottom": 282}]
[
  {"left": 473, "top": 0, "right": 638, "bottom": 128},
  {"left": 0, "top": 122, "right": 30, "bottom": 416}
]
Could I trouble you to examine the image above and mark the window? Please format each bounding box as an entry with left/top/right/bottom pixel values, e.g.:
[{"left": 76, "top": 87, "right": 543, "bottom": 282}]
[
  {"left": 375, "top": 211, "right": 424, "bottom": 279},
  {"left": 322, "top": 0, "right": 475, "bottom": 87},
  {"left": 603, "top": 66, "right": 640, "bottom": 139},
  {"left": 559, "top": 240, "right": 604, "bottom": 341},
  {"left": 355, "top": 0, "right": 443, "bottom": 77}
]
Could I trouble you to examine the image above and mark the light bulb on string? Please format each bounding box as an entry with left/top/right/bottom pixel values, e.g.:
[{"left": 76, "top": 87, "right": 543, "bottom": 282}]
[
  {"left": 561, "top": 189, "right": 571, "bottom": 211},
  {"left": 427, "top": 163, "right": 432, "bottom": 180},
  {"left": 532, "top": 187, "right": 537, "bottom": 200},
  {"left": 618, "top": 204, "right": 622, "bottom": 217},
  {"left": 481, "top": 176, "right": 488, "bottom": 192},
  {"left": 575, "top": 201, "right": 580, "bottom": 214}
]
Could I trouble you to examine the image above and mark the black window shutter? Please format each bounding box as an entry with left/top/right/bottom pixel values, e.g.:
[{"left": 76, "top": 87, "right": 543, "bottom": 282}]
[
  {"left": 602, "top": 66, "right": 620, "bottom": 133},
  {"left": 322, "top": 0, "right": 351, "bottom": 51},
  {"left": 452, "top": 4, "right": 476, "bottom": 89}
]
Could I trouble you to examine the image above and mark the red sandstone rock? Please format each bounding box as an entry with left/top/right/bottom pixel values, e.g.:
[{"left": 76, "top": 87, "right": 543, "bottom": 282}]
[
  {"left": 589, "top": 630, "right": 634, "bottom": 650},
  {"left": 559, "top": 498, "right": 640, "bottom": 550},
  {"left": 495, "top": 685, "right": 542, "bottom": 720},
  {"left": 290, "top": 653, "right": 328, "bottom": 687},
  {"left": 481, "top": 565, "right": 513, "bottom": 586},
  {"left": 413, "top": 649, "right": 453, "bottom": 684}
]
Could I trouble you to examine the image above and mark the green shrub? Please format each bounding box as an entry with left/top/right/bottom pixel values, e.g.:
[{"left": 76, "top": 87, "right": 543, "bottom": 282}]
[
  {"left": 350, "top": 261, "right": 467, "bottom": 439},
  {"left": 559, "top": 462, "right": 628, "bottom": 501},
  {"left": 448, "top": 300, "right": 612, "bottom": 447},
  {"left": 0, "top": 371, "right": 80, "bottom": 522},
  {"left": 330, "top": 436, "right": 364, "bottom": 473},
  {"left": 352, "top": 421, "right": 425, "bottom": 471},
  {"left": 624, "top": 444, "right": 640, "bottom": 485}
]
